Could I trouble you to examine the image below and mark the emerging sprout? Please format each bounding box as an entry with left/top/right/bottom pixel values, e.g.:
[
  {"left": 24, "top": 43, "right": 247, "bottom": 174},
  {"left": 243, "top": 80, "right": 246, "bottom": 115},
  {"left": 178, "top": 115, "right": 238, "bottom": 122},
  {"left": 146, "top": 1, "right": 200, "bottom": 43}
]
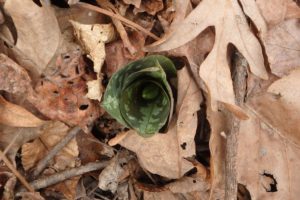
[{"left": 102, "top": 55, "right": 177, "bottom": 137}]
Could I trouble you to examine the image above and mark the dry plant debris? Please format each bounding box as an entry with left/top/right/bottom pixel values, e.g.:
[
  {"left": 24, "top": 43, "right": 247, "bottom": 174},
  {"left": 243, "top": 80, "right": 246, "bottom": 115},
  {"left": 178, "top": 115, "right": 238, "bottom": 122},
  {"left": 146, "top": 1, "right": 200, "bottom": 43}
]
[{"left": 0, "top": 0, "right": 299, "bottom": 199}]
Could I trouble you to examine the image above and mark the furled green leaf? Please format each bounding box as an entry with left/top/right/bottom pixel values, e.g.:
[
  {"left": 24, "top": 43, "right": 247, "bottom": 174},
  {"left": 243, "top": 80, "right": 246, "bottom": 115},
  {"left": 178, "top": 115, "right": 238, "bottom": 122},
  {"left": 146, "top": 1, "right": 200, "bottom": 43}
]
[{"left": 102, "top": 55, "right": 177, "bottom": 137}]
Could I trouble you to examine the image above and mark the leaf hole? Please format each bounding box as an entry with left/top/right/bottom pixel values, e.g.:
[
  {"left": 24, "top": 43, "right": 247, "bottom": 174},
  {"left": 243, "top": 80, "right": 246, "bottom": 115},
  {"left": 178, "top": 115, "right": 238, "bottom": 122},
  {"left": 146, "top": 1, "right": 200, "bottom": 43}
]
[
  {"left": 261, "top": 172, "right": 278, "bottom": 192},
  {"left": 180, "top": 142, "right": 187, "bottom": 150},
  {"left": 79, "top": 104, "right": 89, "bottom": 110},
  {"left": 238, "top": 183, "right": 252, "bottom": 200}
]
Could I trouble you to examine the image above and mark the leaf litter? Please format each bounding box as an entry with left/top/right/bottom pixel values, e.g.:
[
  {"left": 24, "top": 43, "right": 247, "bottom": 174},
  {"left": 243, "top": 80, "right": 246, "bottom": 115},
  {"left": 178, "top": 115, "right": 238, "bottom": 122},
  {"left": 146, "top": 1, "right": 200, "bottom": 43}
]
[{"left": 0, "top": 0, "right": 299, "bottom": 199}]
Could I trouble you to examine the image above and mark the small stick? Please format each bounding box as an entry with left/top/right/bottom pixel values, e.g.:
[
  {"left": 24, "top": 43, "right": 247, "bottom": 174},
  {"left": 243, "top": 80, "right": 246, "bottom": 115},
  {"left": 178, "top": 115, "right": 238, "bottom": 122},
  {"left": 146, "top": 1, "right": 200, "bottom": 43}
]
[
  {"left": 0, "top": 150, "right": 34, "bottom": 192},
  {"left": 76, "top": 2, "right": 160, "bottom": 41},
  {"left": 30, "top": 161, "right": 109, "bottom": 190},
  {"left": 33, "top": 126, "right": 81, "bottom": 178},
  {"left": 225, "top": 51, "right": 248, "bottom": 200}
]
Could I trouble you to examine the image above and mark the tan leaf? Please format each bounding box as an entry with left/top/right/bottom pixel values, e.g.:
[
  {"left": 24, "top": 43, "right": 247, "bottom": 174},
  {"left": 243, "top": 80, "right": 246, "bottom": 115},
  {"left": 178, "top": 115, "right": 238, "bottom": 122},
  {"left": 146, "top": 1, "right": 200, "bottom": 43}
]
[
  {"left": 49, "top": 176, "right": 80, "bottom": 200},
  {"left": 264, "top": 19, "right": 300, "bottom": 77},
  {"left": 248, "top": 69, "right": 300, "bottom": 145},
  {"left": 256, "top": 0, "right": 300, "bottom": 27},
  {"left": 123, "top": 0, "right": 141, "bottom": 8},
  {"left": 70, "top": 21, "right": 115, "bottom": 102},
  {"left": 4, "top": 0, "right": 61, "bottom": 75},
  {"left": 0, "top": 96, "right": 45, "bottom": 128},
  {"left": 118, "top": 67, "right": 202, "bottom": 179},
  {"left": 146, "top": 0, "right": 268, "bottom": 118},
  {"left": 237, "top": 114, "right": 300, "bottom": 199},
  {"left": 21, "top": 121, "right": 78, "bottom": 171},
  {"left": 0, "top": 54, "right": 32, "bottom": 95}
]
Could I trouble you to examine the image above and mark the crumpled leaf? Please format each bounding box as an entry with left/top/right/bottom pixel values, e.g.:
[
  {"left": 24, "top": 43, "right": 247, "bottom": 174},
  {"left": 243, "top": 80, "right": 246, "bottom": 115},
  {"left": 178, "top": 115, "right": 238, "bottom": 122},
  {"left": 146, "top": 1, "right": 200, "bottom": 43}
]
[
  {"left": 146, "top": 0, "right": 268, "bottom": 119},
  {"left": 102, "top": 55, "right": 177, "bottom": 136},
  {"left": 0, "top": 96, "right": 45, "bottom": 127},
  {"left": 4, "top": 0, "right": 61, "bottom": 76},
  {"left": 264, "top": 19, "right": 300, "bottom": 77},
  {"left": 237, "top": 114, "right": 300, "bottom": 199},
  {"left": 28, "top": 49, "right": 100, "bottom": 130},
  {"left": 256, "top": 0, "right": 300, "bottom": 27},
  {"left": 133, "top": 0, "right": 164, "bottom": 15},
  {"left": 248, "top": 69, "right": 300, "bottom": 145},
  {"left": 21, "top": 121, "right": 78, "bottom": 171},
  {"left": 70, "top": 21, "right": 115, "bottom": 102},
  {"left": 0, "top": 171, "right": 16, "bottom": 200},
  {"left": 118, "top": 67, "right": 202, "bottom": 178}
]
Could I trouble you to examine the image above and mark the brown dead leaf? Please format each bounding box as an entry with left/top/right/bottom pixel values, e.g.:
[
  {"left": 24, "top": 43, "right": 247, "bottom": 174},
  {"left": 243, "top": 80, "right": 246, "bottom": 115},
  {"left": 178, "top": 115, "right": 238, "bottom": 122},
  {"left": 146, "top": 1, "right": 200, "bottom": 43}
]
[
  {"left": 0, "top": 96, "right": 45, "bottom": 127},
  {"left": 16, "top": 192, "right": 45, "bottom": 200},
  {"left": 256, "top": 0, "right": 300, "bottom": 27},
  {"left": 0, "top": 54, "right": 32, "bottom": 95},
  {"left": 117, "top": 67, "right": 202, "bottom": 179},
  {"left": 21, "top": 121, "right": 78, "bottom": 171},
  {"left": 146, "top": 0, "right": 268, "bottom": 119},
  {"left": 4, "top": 0, "right": 61, "bottom": 76},
  {"left": 28, "top": 49, "right": 100, "bottom": 130},
  {"left": 134, "top": 0, "right": 164, "bottom": 15},
  {"left": 264, "top": 19, "right": 300, "bottom": 77},
  {"left": 70, "top": 21, "right": 115, "bottom": 102},
  {"left": 0, "top": 171, "right": 16, "bottom": 200},
  {"left": 248, "top": 69, "right": 300, "bottom": 145},
  {"left": 123, "top": 0, "right": 141, "bottom": 8},
  {"left": 237, "top": 114, "right": 300, "bottom": 199},
  {"left": 49, "top": 176, "right": 80, "bottom": 200}
]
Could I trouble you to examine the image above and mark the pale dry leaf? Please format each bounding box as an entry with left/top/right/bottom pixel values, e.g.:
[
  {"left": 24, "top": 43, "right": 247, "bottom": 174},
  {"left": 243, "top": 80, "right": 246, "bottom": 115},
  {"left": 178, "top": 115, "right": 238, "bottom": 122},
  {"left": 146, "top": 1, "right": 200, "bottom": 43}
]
[
  {"left": 248, "top": 68, "right": 300, "bottom": 145},
  {"left": 146, "top": 0, "right": 268, "bottom": 119},
  {"left": 237, "top": 114, "right": 300, "bottom": 200},
  {"left": 119, "top": 67, "right": 202, "bottom": 179},
  {"left": 0, "top": 96, "right": 45, "bottom": 127},
  {"left": 167, "top": 176, "right": 210, "bottom": 194},
  {"left": 264, "top": 19, "right": 300, "bottom": 77},
  {"left": 4, "top": 0, "right": 61, "bottom": 75},
  {"left": 143, "top": 191, "right": 179, "bottom": 200},
  {"left": 70, "top": 21, "right": 115, "bottom": 101},
  {"left": 0, "top": 54, "right": 32, "bottom": 95},
  {"left": 98, "top": 158, "right": 124, "bottom": 193},
  {"left": 256, "top": 0, "right": 300, "bottom": 27},
  {"left": 21, "top": 121, "right": 78, "bottom": 171},
  {"left": 123, "top": 0, "right": 141, "bottom": 8}
]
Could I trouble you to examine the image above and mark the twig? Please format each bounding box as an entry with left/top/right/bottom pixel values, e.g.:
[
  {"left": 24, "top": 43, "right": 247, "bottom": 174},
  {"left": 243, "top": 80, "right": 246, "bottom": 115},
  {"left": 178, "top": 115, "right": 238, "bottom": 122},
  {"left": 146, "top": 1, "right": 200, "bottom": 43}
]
[
  {"left": 0, "top": 150, "right": 34, "bottom": 192},
  {"left": 76, "top": 2, "right": 160, "bottom": 41},
  {"left": 33, "top": 126, "right": 81, "bottom": 178},
  {"left": 30, "top": 161, "right": 110, "bottom": 190},
  {"left": 225, "top": 51, "right": 248, "bottom": 200}
]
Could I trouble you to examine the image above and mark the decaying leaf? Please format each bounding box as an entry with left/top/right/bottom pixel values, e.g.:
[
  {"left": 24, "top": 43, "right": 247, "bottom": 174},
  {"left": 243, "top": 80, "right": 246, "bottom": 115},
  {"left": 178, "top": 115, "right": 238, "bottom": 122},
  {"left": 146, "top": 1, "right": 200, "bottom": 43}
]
[
  {"left": 264, "top": 19, "right": 300, "bottom": 77},
  {"left": 4, "top": 0, "right": 61, "bottom": 76},
  {"left": 21, "top": 121, "right": 78, "bottom": 171},
  {"left": 0, "top": 96, "right": 45, "bottom": 128},
  {"left": 0, "top": 171, "right": 16, "bottom": 200},
  {"left": 70, "top": 20, "right": 115, "bottom": 102},
  {"left": 146, "top": 0, "right": 268, "bottom": 119},
  {"left": 0, "top": 54, "right": 32, "bottom": 95},
  {"left": 237, "top": 114, "right": 300, "bottom": 199},
  {"left": 117, "top": 67, "right": 202, "bottom": 178},
  {"left": 248, "top": 69, "right": 300, "bottom": 145}
]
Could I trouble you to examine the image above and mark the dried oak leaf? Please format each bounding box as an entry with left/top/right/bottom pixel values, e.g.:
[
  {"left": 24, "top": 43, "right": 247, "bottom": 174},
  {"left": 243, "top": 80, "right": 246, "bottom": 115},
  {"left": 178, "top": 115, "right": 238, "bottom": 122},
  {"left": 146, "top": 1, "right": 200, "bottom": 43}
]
[
  {"left": 248, "top": 69, "right": 300, "bottom": 145},
  {"left": 21, "top": 121, "right": 78, "bottom": 171},
  {"left": 264, "top": 19, "right": 300, "bottom": 77},
  {"left": 0, "top": 96, "right": 45, "bottom": 127},
  {"left": 256, "top": 0, "right": 300, "bottom": 27},
  {"left": 146, "top": 0, "right": 268, "bottom": 119},
  {"left": 237, "top": 114, "right": 300, "bottom": 199},
  {"left": 28, "top": 49, "right": 100, "bottom": 130},
  {"left": 4, "top": 0, "right": 61, "bottom": 76},
  {"left": 118, "top": 67, "right": 202, "bottom": 179},
  {"left": 70, "top": 21, "right": 115, "bottom": 102}
]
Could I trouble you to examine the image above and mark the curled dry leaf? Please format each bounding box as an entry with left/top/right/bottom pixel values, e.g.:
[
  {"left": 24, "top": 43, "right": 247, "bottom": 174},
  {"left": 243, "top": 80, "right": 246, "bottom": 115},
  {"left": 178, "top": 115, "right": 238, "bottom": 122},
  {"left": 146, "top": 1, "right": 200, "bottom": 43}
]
[
  {"left": 118, "top": 67, "right": 202, "bottom": 178},
  {"left": 0, "top": 54, "right": 32, "bottom": 95},
  {"left": 237, "top": 114, "right": 300, "bottom": 199},
  {"left": 264, "top": 19, "right": 300, "bottom": 77},
  {"left": 146, "top": 0, "right": 268, "bottom": 119},
  {"left": 28, "top": 49, "right": 100, "bottom": 130},
  {"left": 70, "top": 21, "right": 115, "bottom": 102},
  {"left": 248, "top": 69, "right": 300, "bottom": 145},
  {"left": 21, "top": 121, "right": 78, "bottom": 171},
  {"left": 256, "top": 0, "right": 300, "bottom": 27},
  {"left": 0, "top": 96, "right": 45, "bottom": 128},
  {"left": 133, "top": 0, "right": 164, "bottom": 15},
  {"left": 4, "top": 0, "right": 61, "bottom": 76}
]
